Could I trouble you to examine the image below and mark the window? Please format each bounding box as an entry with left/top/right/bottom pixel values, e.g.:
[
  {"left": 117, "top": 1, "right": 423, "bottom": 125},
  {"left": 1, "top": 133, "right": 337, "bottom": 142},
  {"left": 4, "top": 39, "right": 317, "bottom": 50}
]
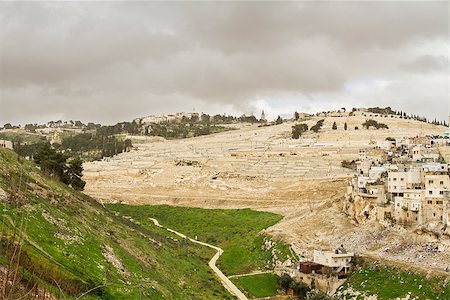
[
  {"left": 440, "top": 181, "right": 444, "bottom": 185},
  {"left": 394, "top": 178, "right": 397, "bottom": 181},
  {"left": 427, "top": 200, "right": 433, "bottom": 204},
  {"left": 429, "top": 180, "right": 434, "bottom": 184},
  {"left": 429, "top": 191, "right": 433, "bottom": 195},
  {"left": 433, "top": 213, "right": 436, "bottom": 217},
  {"left": 401, "top": 178, "right": 404, "bottom": 181},
  {"left": 440, "top": 191, "right": 444, "bottom": 195},
  {"left": 437, "top": 201, "right": 443, "bottom": 205}
]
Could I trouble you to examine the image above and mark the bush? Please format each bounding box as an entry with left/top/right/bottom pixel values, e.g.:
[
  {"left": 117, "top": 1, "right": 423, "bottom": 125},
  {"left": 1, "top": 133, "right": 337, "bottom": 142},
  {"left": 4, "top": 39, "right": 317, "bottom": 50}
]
[
  {"left": 292, "top": 124, "right": 309, "bottom": 139},
  {"left": 341, "top": 160, "right": 356, "bottom": 170},
  {"left": 277, "top": 273, "right": 292, "bottom": 294},
  {"left": 311, "top": 120, "right": 325, "bottom": 133},
  {"left": 276, "top": 116, "right": 283, "bottom": 125},
  {"left": 362, "top": 119, "right": 389, "bottom": 130}
]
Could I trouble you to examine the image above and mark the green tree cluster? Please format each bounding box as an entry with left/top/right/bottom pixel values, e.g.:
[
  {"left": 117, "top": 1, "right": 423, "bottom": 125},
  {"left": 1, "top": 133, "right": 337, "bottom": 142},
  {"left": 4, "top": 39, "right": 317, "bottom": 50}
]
[
  {"left": 277, "top": 273, "right": 311, "bottom": 299},
  {"left": 34, "top": 143, "right": 86, "bottom": 190},
  {"left": 310, "top": 119, "right": 325, "bottom": 133},
  {"left": 367, "top": 107, "right": 396, "bottom": 115},
  {"left": 362, "top": 119, "right": 389, "bottom": 129},
  {"left": 292, "top": 124, "right": 309, "bottom": 139}
]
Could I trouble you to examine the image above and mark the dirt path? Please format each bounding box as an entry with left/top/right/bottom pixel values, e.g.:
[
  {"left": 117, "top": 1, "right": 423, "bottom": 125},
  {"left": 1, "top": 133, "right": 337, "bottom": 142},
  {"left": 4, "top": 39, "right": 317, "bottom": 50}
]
[
  {"left": 228, "top": 271, "right": 273, "bottom": 279},
  {"left": 149, "top": 217, "right": 248, "bottom": 300}
]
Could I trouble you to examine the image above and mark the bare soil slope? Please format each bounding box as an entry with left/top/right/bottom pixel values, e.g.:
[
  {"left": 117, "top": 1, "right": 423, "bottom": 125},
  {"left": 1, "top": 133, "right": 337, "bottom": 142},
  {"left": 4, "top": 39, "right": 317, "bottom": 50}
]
[{"left": 83, "top": 114, "right": 449, "bottom": 273}]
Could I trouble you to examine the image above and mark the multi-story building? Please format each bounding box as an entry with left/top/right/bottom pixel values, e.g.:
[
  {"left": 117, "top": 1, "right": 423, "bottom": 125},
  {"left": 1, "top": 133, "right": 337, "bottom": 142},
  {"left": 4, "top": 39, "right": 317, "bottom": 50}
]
[{"left": 346, "top": 139, "right": 449, "bottom": 230}]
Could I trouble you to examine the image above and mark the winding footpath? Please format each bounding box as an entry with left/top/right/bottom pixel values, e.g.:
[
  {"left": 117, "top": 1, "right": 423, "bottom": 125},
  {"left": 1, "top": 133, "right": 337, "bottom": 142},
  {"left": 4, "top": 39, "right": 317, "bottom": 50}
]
[{"left": 149, "top": 218, "right": 248, "bottom": 300}]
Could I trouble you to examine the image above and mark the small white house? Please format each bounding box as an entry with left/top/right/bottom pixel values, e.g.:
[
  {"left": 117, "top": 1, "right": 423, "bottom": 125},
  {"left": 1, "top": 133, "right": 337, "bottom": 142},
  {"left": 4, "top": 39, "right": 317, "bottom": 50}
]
[{"left": 313, "top": 248, "right": 354, "bottom": 272}]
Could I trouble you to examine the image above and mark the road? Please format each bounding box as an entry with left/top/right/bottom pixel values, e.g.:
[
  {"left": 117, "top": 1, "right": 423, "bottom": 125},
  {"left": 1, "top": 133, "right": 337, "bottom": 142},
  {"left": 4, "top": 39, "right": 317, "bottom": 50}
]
[{"left": 149, "top": 217, "right": 248, "bottom": 300}]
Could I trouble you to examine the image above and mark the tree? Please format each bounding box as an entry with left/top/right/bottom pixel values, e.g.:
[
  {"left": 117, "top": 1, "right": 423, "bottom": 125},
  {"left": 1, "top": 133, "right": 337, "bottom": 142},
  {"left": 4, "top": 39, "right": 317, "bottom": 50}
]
[
  {"left": 292, "top": 124, "right": 308, "bottom": 139},
  {"left": 332, "top": 122, "right": 337, "bottom": 130},
  {"left": 344, "top": 122, "right": 348, "bottom": 130},
  {"left": 201, "top": 113, "right": 210, "bottom": 123},
  {"left": 34, "top": 143, "right": 68, "bottom": 179},
  {"left": 294, "top": 111, "right": 300, "bottom": 120},
  {"left": 24, "top": 123, "right": 37, "bottom": 133},
  {"left": 277, "top": 274, "right": 292, "bottom": 294},
  {"left": 66, "top": 157, "right": 86, "bottom": 190},
  {"left": 3, "top": 123, "right": 13, "bottom": 130},
  {"left": 307, "top": 290, "right": 333, "bottom": 300},
  {"left": 362, "top": 119, "right": 389, "bottom": 129},
  {"left": 310, "top": 119, "right": 325, "bottom": 133},
  {"left": 124, "top": 139, "right": 133, "bottom": 151},
  {"left": 290, "top": 281, "right": 310, "bottom": 299},
  {"left": 276, "top": 116, "right": 283, "bottom": 125}
]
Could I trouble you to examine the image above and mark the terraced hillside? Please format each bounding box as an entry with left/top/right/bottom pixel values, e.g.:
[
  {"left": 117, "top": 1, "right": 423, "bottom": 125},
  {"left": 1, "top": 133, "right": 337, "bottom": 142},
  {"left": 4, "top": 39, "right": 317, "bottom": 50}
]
[
  {"left": 82, "top": 114, "right": 449, "bottom": 277},
  {"left": 0, "top": 148, "right": 233, "bottom": 299}
]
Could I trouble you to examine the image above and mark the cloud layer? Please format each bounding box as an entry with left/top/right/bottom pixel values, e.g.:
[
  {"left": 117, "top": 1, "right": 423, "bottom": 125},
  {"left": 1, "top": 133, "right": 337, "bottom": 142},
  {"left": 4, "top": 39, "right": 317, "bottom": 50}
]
[{"left": 0, "top": 1, "right": 448, "bottom": 124}]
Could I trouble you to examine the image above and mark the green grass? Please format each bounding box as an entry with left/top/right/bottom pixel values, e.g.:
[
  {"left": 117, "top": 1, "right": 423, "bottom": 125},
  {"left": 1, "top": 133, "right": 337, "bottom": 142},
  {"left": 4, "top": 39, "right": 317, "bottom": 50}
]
[
  {"left": 231, "top": 273, "right": 278, "bottom": 299},
  {"left": 0, "top": 130, "right": 47, "bottom": 144},
  {"left": 338, "top": 261, "right": 450, "bottom": 300},
  {"left": 106, "top": 204, "right": 290, "bottom": 275},
  {"left": 0, "top": 148, "right": 233, "bottom": 299}
]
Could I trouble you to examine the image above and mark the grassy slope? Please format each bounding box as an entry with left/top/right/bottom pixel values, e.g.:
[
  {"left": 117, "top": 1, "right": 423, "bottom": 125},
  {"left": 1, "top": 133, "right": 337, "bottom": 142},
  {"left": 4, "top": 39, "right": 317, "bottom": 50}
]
[
  {"left": 231, "top": 273, "right": 278, "bottom": 299},
  {"left": 0, "top": 148, "right": 232, "bottom": 299},
  {"left": 106, "top": 204, "right": 290, "bottom": 276},
  {"left": 338, "top": 260, "right": 450, "bottom": 300}
]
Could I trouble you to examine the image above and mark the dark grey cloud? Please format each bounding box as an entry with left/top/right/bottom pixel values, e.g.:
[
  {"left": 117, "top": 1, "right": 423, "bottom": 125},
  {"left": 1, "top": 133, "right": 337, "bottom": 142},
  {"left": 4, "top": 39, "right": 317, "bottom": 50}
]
[{"left": 0, "top": 1, "right": 448, "bottom": 125}]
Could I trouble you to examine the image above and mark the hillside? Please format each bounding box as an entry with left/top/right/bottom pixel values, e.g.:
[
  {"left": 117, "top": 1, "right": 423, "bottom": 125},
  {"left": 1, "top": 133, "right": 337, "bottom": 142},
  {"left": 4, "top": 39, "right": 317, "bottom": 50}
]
[
  {"left": 82, "top": 114, "right": 449, "bottom": 276},
  {"left": 0, "top": 148, "right": 234, "bottom": 299}
]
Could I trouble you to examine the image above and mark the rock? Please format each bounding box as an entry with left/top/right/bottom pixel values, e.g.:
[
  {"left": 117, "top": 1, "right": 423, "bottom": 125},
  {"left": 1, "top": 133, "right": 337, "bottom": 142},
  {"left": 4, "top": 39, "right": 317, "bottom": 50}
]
[{"left": 0, "top": 187, "right": 9, "bottom": 202}]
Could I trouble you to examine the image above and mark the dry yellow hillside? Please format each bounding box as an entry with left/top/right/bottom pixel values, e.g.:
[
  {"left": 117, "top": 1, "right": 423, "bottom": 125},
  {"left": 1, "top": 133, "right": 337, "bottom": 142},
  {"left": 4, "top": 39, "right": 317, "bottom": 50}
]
[{"left": 83, "top": 114, "right": 449, "bottom": 273}]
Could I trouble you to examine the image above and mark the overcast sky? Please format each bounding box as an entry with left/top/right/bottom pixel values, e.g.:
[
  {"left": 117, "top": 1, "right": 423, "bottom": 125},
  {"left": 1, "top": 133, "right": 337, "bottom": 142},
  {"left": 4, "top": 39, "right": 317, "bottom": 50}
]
[{"left": 0, "top": 1, "right": 448, "bottom": 125}]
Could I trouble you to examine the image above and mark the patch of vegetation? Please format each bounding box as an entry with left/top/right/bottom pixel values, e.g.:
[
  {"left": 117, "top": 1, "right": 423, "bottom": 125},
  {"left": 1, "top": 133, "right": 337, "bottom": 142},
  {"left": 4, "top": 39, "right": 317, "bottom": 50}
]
[
  {"left": 338, "top": 260, "right": 450, "bottom": 300},
  {"left": 232, "top": 273, "right": 278, "bottom": 298},
  {"left": 277, "top": 273, "right": 310, "bottom": 298},
  {"left": 144, "top": 122, "right": 233, "bottom": 139},
  {"left": 292, "top": 123, "right": 308, "bottom": 139},
  {"left": 106, "top": 204, "right": 289, "bottom": 275},
  {"left": 310, "top": 119, "right": 325, "bottom": 133},
  {"left": 341, "top": 160, "right": 357, "bottom": 170},
  {"left": 0, "top": 131, "right": 47, "bottom": 145},
  {"left": 33, "top": 142, "right": 86, "bottom": 190},
  {"left": 0, "top": 148, "right": 232, "bottom": 299},
  {"left": 59, "top": 131, "right": 132, "bottom": 160},
  {"left": 367, "top": 107, "right": 396, "bottom": 115},
  {"left": 362, "top": 119, "right": 389, "bottom": 129}
]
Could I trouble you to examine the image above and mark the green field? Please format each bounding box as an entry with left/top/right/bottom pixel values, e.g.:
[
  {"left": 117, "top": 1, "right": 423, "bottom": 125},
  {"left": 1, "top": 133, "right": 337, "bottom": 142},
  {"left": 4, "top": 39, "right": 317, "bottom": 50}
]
[
  {"left": 106, "top": 204, "right": 292, "bottom": 275},
  {"left": 338, "top": 261, "right": 450, "bottom": 300},
  {"left": 0, "top": 148, "right": 233, "bottom": 299},
  {"left": 231, "top": 273, "right": 278, "bottom": 299}
]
